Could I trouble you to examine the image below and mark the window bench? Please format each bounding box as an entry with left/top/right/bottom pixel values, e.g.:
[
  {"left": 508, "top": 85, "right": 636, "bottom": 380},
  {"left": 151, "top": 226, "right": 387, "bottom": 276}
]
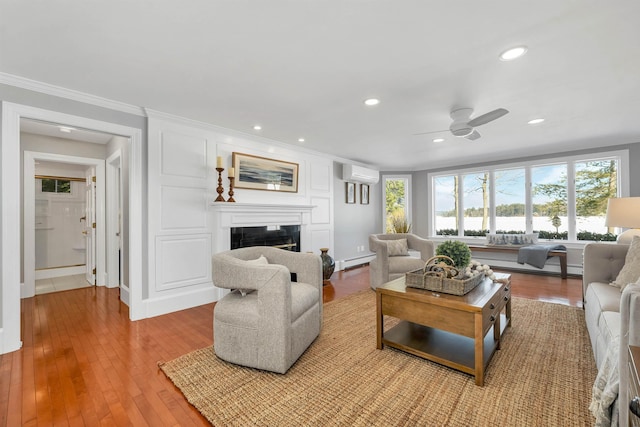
[{"left": 468, "top": 245, "right": 568, "bottom": 279}]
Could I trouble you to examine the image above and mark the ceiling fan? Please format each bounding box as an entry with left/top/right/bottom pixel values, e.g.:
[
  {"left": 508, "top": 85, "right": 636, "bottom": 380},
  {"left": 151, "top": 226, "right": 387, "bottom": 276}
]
[{"left": 414, "top": 107, "right": 509, "bottom": 141}]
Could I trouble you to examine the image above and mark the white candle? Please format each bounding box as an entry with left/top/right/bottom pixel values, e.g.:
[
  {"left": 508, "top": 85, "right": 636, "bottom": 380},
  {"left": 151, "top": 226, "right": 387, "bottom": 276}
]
[
  {"left": 216, "top": 156, "right": 223, "bottom": 168},
  {"left": 228, "top": 167, "right": 235, "bottom": 178}
]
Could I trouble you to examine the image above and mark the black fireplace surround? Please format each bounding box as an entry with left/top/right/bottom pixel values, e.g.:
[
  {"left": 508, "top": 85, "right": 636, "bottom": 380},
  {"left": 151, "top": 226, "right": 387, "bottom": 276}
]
[{"left": 230, "top": 225, "right": 301, "bottom": 252}]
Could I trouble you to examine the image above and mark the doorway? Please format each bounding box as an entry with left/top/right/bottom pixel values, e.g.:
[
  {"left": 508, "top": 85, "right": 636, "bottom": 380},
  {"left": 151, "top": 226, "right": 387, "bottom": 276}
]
[
  {"left": 1, "top": 102, "right": 144, "bottom": 355},
  {"left": 24, "top": 151, "right": 105, "bottom": 297},
  {"left": 31, "top": 160, "right": 96, "bottom": 295}
]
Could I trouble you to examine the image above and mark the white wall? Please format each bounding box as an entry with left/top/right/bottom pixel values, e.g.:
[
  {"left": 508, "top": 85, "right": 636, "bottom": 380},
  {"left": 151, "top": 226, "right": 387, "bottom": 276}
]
[
  {"left": 332, "top": 161, "right": 381, "bottom": 267},
  {"left": 143, "top": 111, "right": 335, "bottom": 317}
]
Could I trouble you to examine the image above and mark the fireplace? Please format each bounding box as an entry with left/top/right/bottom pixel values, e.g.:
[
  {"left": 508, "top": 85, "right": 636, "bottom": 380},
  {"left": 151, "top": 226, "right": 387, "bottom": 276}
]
[
  {"left": 231, "top": 225, "right": 301, "bottom": 252},
  {"left": 210, "top": 202, "right": 314, "bottom": 255}
]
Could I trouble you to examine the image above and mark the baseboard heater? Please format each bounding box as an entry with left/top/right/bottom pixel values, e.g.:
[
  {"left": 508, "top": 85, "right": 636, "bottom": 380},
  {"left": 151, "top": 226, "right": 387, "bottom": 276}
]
[{"left": 338, "top": 254, "right": 375, "bottom": 271}]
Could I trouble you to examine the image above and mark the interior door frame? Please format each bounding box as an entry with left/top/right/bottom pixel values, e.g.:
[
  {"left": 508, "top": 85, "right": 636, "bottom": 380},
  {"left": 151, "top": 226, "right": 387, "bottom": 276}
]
[
  {"left": 1, "top": 102, "right": 144, "bottom": 355},
  {"left": 23, "top": 152, "right": 105, "bottom": 297},
  {"left": 84, "top": 165, "right": 98, "bottom": 286},
  {"left": 106, "top": 150, "right": 123, "bottom": 291}
]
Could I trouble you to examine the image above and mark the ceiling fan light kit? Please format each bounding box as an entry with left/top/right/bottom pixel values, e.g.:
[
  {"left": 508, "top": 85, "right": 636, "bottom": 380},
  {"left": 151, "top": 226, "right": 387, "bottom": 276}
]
[
  {"left": 414, "top": 107, "right": 509, "bottom": 140},
  {"left": 449, "top": 122, "right": 474, "bottom": 137}
]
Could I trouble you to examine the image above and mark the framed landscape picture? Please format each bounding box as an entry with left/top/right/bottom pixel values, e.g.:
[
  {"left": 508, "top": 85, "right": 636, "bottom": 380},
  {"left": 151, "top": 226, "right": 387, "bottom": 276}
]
[
  {"left": 346, "top": 182, "right": 356, "bottom": 203},
  {"left": 232, "top": 152, "right": 299, "bottom": 192},
  {"left": 360, "top": 184, "right": 369, "bottom": 204}
]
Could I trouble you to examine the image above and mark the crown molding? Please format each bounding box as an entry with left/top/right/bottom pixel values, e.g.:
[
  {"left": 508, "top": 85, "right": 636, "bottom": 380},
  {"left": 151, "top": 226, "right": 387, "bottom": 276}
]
[{"left": 0, "top": 72, "right": 145, "bottom": 117}]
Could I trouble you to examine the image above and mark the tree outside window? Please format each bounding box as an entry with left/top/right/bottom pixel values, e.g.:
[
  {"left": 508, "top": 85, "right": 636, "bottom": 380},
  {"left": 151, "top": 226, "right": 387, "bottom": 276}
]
[
  {"left": 532, "top": 164, "right": 568, "bottom": 240},
  {"left": 575, "top": 159, "right": 617, "bottom": 239},
  {"left": 462, "top": 172, "right": 489, "bottom": 236},
  {"left": 41, "top": 178, "right": 71, "bottom": 193},
  {"left": 385, "top": 178, "right": 409, "bottom": 233}
]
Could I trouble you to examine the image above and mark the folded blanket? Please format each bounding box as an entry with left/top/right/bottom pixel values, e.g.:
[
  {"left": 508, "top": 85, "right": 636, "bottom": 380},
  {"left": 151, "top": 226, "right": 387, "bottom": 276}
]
[
  {"left": 517, "top": 244, "right": 567, "bottom": 269},
  {"left": 590, "top": 333, "right": 620, "bottom": 427}
]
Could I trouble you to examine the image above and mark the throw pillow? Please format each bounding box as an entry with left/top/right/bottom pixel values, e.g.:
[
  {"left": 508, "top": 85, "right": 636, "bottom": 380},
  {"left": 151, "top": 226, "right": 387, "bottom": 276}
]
[
  {"left": 245, "top": 255, "right": 269, "bottom": 265},
  {"left": 386, "top": 239, "right": 409, "bottom": 256},
  {"left": 613, "top": 236, "right": 640, "bottom": 292},
  {"left": 238, "top": 255, "right": 269, "bottom": 296}
]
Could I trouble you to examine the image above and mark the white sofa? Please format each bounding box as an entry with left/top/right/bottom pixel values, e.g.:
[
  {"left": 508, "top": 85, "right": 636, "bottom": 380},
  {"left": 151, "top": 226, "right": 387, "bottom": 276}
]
[{"left": 583, "top": 242, "right": 640, "bottom": 426}]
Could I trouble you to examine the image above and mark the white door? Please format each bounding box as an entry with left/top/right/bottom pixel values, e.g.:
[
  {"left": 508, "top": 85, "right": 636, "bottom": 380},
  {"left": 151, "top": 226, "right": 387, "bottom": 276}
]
[
  {"left": 106, "top": 152, "right": 123, "bottom": 289},
  {"left": 85, "top": 167, "right": 96, "bottom": 285}
]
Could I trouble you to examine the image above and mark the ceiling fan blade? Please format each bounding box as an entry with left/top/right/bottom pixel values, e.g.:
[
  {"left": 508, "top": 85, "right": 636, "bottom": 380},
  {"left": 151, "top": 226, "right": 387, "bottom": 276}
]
[
  {"left": 467, "top": 108, "right": 509, "bottom": 127},
  {"left": 412, "top": 129, "right": 448, "bottom": 136},
  {"left": 465, "top": 130, "right": 481, "bottom": 141}
]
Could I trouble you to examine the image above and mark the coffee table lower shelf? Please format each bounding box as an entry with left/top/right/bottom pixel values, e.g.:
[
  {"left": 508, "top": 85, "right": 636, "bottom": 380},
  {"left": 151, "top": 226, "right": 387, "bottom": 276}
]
[{"left": 382, "top": 314, "right": 509, "bottom": 378}]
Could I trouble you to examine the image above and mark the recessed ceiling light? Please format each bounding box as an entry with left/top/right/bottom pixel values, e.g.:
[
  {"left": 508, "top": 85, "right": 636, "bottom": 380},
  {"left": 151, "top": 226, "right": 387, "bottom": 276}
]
[
  {"left": 364, "top": 98, "right": 380, "bottom": 106},
  {"left": 499, "top": 46, "right": 528, "bottom": 61},
  {"left": 58, "top": 126, "right": 75, "bottom": 133},
  {"left": 528, "top": 118, "right": 545, "bottom": 125},
  {"left": 298, "top": 138, "right": 305, "bottom": 143},
  {"left": 253, "top": 125, "right": 262, "bottom": 131},
  {"left": 433, "top": 138, "right": 445, "bottom": 143}
]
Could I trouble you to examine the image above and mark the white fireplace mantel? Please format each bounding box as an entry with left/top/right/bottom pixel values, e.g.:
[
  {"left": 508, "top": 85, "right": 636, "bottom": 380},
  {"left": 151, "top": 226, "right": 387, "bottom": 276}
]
[{"left": 209, "top": 202, "right": 315, "bottom": 253}]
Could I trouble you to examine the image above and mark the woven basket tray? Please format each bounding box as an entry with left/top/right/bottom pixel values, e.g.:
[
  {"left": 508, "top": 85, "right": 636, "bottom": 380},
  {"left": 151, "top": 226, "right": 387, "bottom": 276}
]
[{"left": 405, "top": 256, "right": 484, "bottom": 295}]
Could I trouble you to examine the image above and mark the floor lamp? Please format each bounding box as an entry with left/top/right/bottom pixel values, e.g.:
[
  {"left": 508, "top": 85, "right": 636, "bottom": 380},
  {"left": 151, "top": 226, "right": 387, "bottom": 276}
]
[{"left": 605, "top": 197, "right": 640, "bottom": 244}]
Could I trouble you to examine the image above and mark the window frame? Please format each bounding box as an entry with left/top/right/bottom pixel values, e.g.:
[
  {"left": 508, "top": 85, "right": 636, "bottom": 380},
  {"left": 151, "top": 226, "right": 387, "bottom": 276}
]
[{"left": 427, "top": 149, "right": 629, "bottom": 243}]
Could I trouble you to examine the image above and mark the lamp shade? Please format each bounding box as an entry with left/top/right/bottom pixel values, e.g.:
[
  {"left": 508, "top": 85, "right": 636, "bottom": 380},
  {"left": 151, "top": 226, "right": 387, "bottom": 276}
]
[
  {"left": 605, "top": 197, "right": 640, "bottom": 244},
  {"left": 605, "top": 197, "right": 640, "bottom": 228}
]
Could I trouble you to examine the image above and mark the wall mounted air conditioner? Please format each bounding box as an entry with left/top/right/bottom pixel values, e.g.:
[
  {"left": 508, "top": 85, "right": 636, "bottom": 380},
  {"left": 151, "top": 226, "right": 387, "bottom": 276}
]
[{"left": 342, "top": 164, "right": 379, "bottom": 184}]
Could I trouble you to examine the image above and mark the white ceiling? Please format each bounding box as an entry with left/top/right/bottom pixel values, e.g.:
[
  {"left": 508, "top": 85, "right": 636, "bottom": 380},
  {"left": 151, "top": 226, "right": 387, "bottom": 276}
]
[
  {"left": 2, "top": 1, "right": 640, "bottom": 170},
  {"left": 21, "top": 119, "right": 115, "bottom": 144}
]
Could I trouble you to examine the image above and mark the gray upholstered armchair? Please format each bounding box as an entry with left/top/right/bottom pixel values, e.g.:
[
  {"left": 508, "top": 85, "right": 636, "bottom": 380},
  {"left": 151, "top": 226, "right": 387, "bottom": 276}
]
[
  {"left": 369, "top": 233, "right": 435, "bottom": 289},
  {"left": 211, "top": 246, "right": 322, "bottom": 374}
]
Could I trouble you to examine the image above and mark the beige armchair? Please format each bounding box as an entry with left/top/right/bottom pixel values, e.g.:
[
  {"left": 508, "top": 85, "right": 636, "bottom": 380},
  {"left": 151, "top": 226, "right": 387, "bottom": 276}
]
[
  {"left": 211, "top": 246, "right": 322, "bottom": 374},
  {"left": 369, "top": 233, "right": 435, "bottom": 289}
]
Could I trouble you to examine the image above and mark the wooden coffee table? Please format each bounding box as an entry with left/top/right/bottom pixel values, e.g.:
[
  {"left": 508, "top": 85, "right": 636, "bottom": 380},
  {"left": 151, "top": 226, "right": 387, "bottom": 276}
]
[{"left": 376, "top": 273, "right": 511, "bottom": 386}]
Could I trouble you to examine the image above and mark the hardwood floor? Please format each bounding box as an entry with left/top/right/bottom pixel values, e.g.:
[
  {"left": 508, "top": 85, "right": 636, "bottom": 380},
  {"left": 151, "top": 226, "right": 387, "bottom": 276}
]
[{"left": 1, "top": 266, "right": 583, "bottom": 426}]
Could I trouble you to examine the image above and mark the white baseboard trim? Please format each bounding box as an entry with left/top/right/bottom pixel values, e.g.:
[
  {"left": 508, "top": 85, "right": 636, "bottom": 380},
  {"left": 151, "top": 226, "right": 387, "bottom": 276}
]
[
  {"left": 337, "top": 254, "right": 375, "bottom": 271},
  {"left": 0, "top": 328, "right": 22, "bottom": 354},
  {"left": 140, "top": 286, "right": 220, "bottom": 319},
  {"left": 120, "top": 284, "right": 130, "bottom": 307}
]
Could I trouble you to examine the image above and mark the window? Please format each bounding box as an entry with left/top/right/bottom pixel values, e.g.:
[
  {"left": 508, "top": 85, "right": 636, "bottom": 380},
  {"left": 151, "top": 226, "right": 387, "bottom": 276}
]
[
  {"left": 434, "top": 175, "right": 457, "bottom": 235},
  {"left": 532, "top": 164, "right": 568, "bottom": 240},
  {"left": 462, "top": 172, "right": 490, "bottom": 236},
  {"left": 429, "top": 151, "right": 627, "bottom": 242},
  {"left": 575, "top": 159, "right": 617, "bottom": 239},
  {"left": 41, "top": 178, "right": 71, "bottom": 194},
  {"left": 383, "top": 175, "right": 411, "bottom": 233},
  {"left": 494, "top": 168, "right": 526, "bottom": 233}
]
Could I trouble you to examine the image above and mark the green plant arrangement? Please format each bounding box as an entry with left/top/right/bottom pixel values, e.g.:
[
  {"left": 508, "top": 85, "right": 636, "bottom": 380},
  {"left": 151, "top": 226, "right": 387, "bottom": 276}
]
[
  {"left": 391, "top": 212, "right": 411, "bottom": 233},
  {"left": 435, "top": 240, "right": 471, "bottom": 269}
]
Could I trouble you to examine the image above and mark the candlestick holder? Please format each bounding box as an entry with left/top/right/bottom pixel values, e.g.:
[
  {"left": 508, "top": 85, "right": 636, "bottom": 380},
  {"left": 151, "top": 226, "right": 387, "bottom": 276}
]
[
  {"left": 215, "top": 167, "right": 226, "bottom": 202},
  {"left": 227, "top": 177, "right": 236, "bottom": 202}
]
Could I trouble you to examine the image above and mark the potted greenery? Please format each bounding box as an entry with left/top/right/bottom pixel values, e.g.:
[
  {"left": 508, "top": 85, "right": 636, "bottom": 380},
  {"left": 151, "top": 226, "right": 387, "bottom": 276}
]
[{"left": 435, "top": 240, "right": 471, "bottom": 269}]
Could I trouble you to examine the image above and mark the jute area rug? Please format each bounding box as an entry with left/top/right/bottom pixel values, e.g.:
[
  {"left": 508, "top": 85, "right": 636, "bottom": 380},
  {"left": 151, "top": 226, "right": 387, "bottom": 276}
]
[{"left": 160, "top": 290, "right": 597, "bottom": 426}]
